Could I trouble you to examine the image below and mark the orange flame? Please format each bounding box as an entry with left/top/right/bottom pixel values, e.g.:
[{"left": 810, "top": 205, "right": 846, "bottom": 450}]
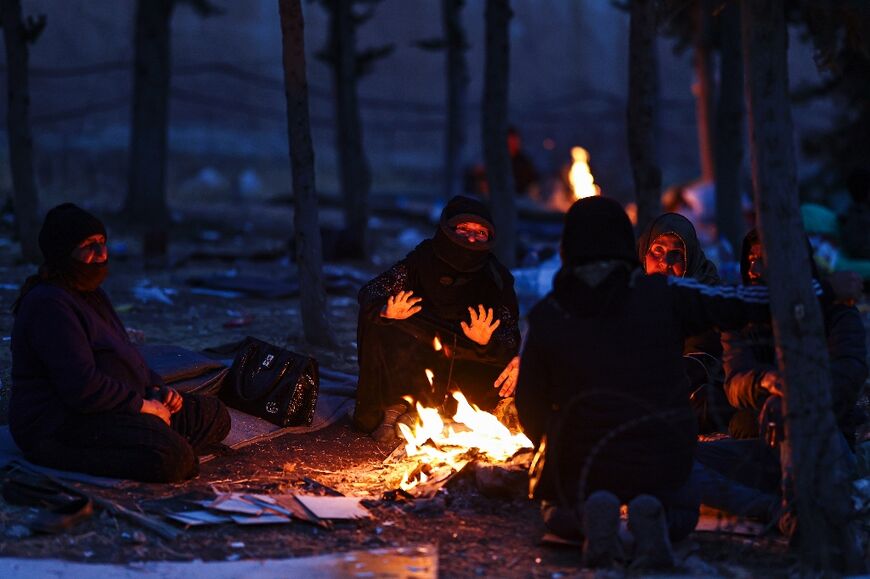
[
  {"left": 433, "top": 336, "right": 442, "bottom": 352},
  {"left": 397, "top": 390, "right": 532, "bottom": 493},
  {"left": 568, "top": 146, "right": 600, "bottom": 200},
  {"left": 425, "top": 369, "right": 435, "bottom": 386}
]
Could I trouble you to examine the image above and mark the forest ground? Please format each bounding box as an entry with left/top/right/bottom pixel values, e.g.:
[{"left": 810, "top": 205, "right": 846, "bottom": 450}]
[{"left": 0, "top": 198, "right": 861, "bottom": 577}]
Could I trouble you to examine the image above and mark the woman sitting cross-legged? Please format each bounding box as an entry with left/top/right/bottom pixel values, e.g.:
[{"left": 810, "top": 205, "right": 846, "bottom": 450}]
[
  {"left": 10, "top": 204, "right": 230, "bottom": 483},
  {"left": 516, "top": 197, "right": 774, "bottom": 569}
]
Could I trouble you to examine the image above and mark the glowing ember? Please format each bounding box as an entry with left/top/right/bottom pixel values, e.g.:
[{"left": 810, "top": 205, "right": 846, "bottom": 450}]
[
  {"left": 424, "top": 369, "right": 435, "bottom": 386},
  {"left": 396, "top": 390, "right": 532, "bottom": 493},
  {"left": 433, "top": 336, "right": 443, "bottom": 352},
  {"left": 568, "top": 146, "right": 600, "bottom": 200}
]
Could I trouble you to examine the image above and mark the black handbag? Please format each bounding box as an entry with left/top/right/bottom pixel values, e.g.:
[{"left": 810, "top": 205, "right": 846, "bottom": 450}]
[{"left": 220, "top": 337, "right": 319, "bottom": 427}]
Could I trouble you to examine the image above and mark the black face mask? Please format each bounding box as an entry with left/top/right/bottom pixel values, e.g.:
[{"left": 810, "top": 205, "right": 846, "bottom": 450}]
[
  {"left": 64, "top": 260, "right": 109, "bottom": 292},
  {"left": 431, "top": 227, "right": 491, "bottom": 273}
]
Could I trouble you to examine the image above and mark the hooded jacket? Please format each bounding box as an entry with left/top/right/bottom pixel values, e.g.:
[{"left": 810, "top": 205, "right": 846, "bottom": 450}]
[
  {"left": 516, "top": 197, "right": 774, "bottom": 503},
  {"left": 637, "top": 213, "right": 723, "bottom": 359},
  {"left": 721, "top": 229, "right": 867, "bottom": 443}
]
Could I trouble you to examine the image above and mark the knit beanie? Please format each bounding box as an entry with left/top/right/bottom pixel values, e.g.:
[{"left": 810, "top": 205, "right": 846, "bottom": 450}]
[
  {"left": 561, "top": 196, "right": 638, "bottom": 266},
  {"left": 38, "top": 203, "right": 106, "bottom": 266}
]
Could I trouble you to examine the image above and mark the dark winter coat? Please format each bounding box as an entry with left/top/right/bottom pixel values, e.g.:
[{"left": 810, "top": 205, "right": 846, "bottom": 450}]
[
  {"left": 721, "top": 231, "right": 868, "bottom": 443},
  {"left": 10, "top": 283, "right": 161, "bottom": 452},
  {"left": 516, "top": 271, "right": 772, "bottom": 504}
]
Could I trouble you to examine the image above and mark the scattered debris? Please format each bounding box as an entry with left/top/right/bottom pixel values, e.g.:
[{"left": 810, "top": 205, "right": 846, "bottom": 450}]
[{"left": 131, "top": 280, "right": 176, "bottom": 305}]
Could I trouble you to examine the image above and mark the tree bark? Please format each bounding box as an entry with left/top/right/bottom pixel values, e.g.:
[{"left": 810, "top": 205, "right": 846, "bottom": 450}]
[
  {"left": 442, "top": 0, "right": 468, "bottom": 201},
  {"left": 741, "top": 0, "right": 863, "bottom": 572},
  {"left": 693, "top": 0, "right": 715, "bottom": 182},
  {"left": 627, "top": 0, "right": 661, "bottom": 234},
  {"left": 279, "top": 0, "right": 335, "bottom": 347},
  {"left": 125, "top": 0, "right": 173, "bottom": 263},
  {"left": 482, "top": 0, "right": 515, "bottom": 268},
  {"left": 1, "top": 0, "right": 42, "bottom": 263},
  {"left": 713, "top": 0, "right": 745, "bottom": 253},
  {"left": 330, "top": 0, "right": 370, "bottom": 259}
]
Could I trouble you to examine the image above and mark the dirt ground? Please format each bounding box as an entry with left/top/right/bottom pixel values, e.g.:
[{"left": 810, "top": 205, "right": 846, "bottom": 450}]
[{"left": 0, "top": 200, "right": 852, "bottom": 576}]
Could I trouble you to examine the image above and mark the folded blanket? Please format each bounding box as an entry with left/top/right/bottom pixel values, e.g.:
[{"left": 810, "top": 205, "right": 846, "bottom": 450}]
[{"left": 138, "top": 344, "right": 229, "bottom": 395}]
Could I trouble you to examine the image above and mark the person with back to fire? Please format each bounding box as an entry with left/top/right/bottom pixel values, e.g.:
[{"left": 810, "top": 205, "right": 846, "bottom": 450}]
[
  {"left": 9, "top": 204, "right": 230, "bottom": 482},
  {"left": 353, "top": 196, "right": 521, "bottom": 444},
  {"left": 515, "top": 196, "right": 780, "bottom": 569}
]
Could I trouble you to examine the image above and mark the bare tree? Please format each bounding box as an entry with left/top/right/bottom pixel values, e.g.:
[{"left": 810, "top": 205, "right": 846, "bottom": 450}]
[
  {"left": 442, "top": 0, "right": 469, "bottom": 201},
  {"left": 416, "top": 0, "right": 470, "bottom": 201},
  {"left": 316, "top": 0, "right": 393, "bottom": 260},
  {"left": 692, "top": 0, "right": 714, "bottom": 182},
  {"left": 713, "top": 0, "right": 745, "bottom": 253},
  {"left": 0, "top": 0, "right": 44, "bottom": 263},
  {"left": 278, "top": 0, "right": 334, "bottom": 347},
  {"left": 627, "top": 0, "right": 661, "bottom": 234},
  {"left": 482, "top": 0, "right": 515, "bottom": 268},
  {"left": 124, "top": 0, "right": 219, "bottom": 266},
  {"left": 741, "top": 0, "right": 863, "bottom": 572}
]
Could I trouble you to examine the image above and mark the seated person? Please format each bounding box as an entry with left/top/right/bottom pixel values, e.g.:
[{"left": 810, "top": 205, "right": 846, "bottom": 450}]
[
  {"left": 696, "top": 229, "right": 866, "bottom": 536},
  {"left": 516, "top": 197, "right": 771, "bottom": 569},
  {"left": 10, "top": 204, "right": 230, "bottom": 483},
  {"left": 721, "top": 229, "right": 867, "bottom": 443},
  {"left": 637, "top": 212, "right": 731, "bottom": 432},
  {"left": 354, "top": 196, "right": 520, "bottom": 443}
]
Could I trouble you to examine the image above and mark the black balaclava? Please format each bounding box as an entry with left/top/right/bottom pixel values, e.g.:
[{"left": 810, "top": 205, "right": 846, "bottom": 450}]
[
  {"left": 413, "top": 196, "right": 497, "bottom": 321},
  {"left": 637, "top": 212, "right": 720, "bottom": 285},
  {"left": 38, "top": 203, "right": 108, "bottom": 292},
  {"left": 431, "top": 195, "right": 495, "bottom": 273}
]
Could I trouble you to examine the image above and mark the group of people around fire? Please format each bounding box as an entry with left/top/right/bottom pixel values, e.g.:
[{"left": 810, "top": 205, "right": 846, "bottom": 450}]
[{"left": 7, "top": 194, "right": 866, "bottom": 569}]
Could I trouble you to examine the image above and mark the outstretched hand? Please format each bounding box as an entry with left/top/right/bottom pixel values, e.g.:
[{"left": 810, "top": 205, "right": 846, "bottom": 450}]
[
  {"left": 494, "top": 356, "right": 519, "bottom": 398},
  {"left": 381, "top": 290, "right": 423, "bottom": 320},
  {"left": 461, "top": 305, "right": 501, "bottom": 346}
]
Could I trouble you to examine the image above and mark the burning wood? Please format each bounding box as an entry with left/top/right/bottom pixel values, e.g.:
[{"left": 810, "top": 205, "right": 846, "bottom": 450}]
[{"left": 392, "top": 390, "right": 532, "bottom": 497}]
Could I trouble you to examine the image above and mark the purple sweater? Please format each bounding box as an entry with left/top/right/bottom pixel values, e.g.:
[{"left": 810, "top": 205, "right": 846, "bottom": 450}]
[{"left": 10, "top": 283, "right": 158, "bottom": 451}]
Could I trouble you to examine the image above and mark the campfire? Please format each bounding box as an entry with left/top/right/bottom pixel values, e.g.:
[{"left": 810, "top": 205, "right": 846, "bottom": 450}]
[
  {"left": 390, "top": 364, "right": 532, "bottom": 497},
  {"left": 568, "top": 146, "right": 600, "bottom": 200}
]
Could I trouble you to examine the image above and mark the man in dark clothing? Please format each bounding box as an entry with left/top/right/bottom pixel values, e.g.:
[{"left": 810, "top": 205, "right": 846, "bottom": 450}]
[
  {"left": 637, "top": 213, "right": 732, "bottom": 432},
  {"left": 720, "top": 228, "right": 867, "bottom": 443},
  {"left": 516, "top": 197, "right": 773, "bottom": 568},
  {"left": 10, "top": 204, "right": 230, "bottom": 483},
  {"left": 696, "top": 228, "right": 866, "bottom": 536},
  {"left": 354, "top": 196, "right": 520, "bottom": 443}
]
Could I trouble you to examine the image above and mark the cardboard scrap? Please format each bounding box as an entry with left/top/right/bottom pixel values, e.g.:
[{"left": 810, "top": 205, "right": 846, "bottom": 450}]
[
  {"left": 165, "top": 510, "right": 232, "bottom": 527},
  {"left": 293, "top": 495, "right": 372, "bottom": 520},
  {"left": 163, "top": 492, "right": 367, "bottom": 528}
]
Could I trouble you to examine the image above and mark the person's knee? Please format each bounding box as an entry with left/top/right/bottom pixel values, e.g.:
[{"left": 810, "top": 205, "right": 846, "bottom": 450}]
[{"left": 141, "top": 441, "right": 197, "bottom": 483}]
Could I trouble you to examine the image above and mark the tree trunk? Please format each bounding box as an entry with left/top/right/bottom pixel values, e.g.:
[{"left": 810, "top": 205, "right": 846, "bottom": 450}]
[
  {"left": 713, "top": 0, "right": 745, "bottom": 253},
  {"left": 442, "top": 0, "right": 468, "bottom": 200},
  {"left": 482, "top": 0, "right": 515, "bottom": 268},
  {"left": 125, "top": 0, "right": 173, "bottom": 264},
  {"left": 741, "top": 0, "right": 863, "bottom": 572},
  {"left": 331, "top": 0, "right": 370, "bottom": 259},
  {"left": 1, "top": 0, "right": 42, "bottom": 263},
  {"left": 279, "top": 0, "right": 335, "bottom": 347},
  {"left": 693, "top": 0, "right": 715, "bottom": 182},
  {"left": 627, "top": 0, "right": 661, "bottom": 234}
]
